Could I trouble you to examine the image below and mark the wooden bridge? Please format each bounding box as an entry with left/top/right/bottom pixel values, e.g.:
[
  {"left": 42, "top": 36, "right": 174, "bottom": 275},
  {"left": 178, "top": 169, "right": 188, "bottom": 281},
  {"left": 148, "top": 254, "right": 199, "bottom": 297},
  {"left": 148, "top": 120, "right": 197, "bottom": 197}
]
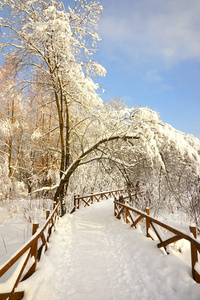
[{"left": 0, "top": 189, "right": 200, "bottom": 299}]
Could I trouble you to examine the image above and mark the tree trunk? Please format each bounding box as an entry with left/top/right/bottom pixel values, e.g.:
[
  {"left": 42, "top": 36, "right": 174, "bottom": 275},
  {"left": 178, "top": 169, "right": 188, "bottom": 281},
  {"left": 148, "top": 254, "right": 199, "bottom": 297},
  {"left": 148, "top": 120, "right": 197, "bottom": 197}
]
[
  {"left": 59, "top": 186, "right": 66, "bottom": 216},
  {"left": 54, "top": 93, "right": 71, "bottom": 216}
]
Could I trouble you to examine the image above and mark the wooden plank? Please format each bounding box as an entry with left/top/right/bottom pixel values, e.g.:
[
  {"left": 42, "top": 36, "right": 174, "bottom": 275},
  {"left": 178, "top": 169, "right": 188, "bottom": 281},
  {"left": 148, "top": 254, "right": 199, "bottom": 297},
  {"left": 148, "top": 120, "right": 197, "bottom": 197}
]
[
  {"left": 126, "top": 208, "right": 130, "bottom": 223},
  {"left": 146, "top": 208, "right": 151, "bottom": 238},
  {"left": 116, "top": 206, "right": 124, "bottom": 219},
  {"left": 126, "top": 210, "right": 135, "bottom": 225},
  {"left": 190, "top": 226, "right": 200, "bottom": 283},
  {"left": 114, "top": 202, "right": 117, "bottom": 216},
  {"left": 131, "top": 215, "right": 144, "bottom": 228},
  {"left": 37, "top": 244, "right": 44, "bottom": 262},
  {"left": 0, "top": 240, "right": 34, "bottom": 277},
  {"left": 115, "top": 204, "right": 121, "bottom": 216},
  {"left": 10, "top": 249, "right": 31, "bottom": 298},
  {"left": 150, "top": 222, "right": 169, "bottom": 254},
  {"left": 85, "top": 196, "right": 92, "bottom": 205},
  {"left": 41, "top": 232, "right": 48, "bottom": 252},
  {"left": 93, "top": 195, "right": 100, "bottom": 202},
  {"left": 73, "top": 195, "right": 76, "bottom": 210},
  {"left": 114, "top": 200, "right": 200, "bottom": 283},
  {"left": 70, "top": 206, "right": 76, "bottom": 214},
  {"left": 0, "top": 201, "right": 60, "bottom": 294},
  {"left": 47, "top": 224, "right": 52, "bottom": 242},
  {"left": 157, "top": 235, "right": 183, "bottom": 248},
  {"left": 81, "top": 198, "right": 90, "bottom": 207},
  {"left": 51, "top": 216, "right": 56, "bottom": 232},
  {"left": 113, "top": 201, "right": 200, "bottom": 250},
  {"left": 115, "top": 203, "right": 120, "bottom": 211},
  {"left": 36, "top": 232, "right": 48, "bottom": 261},
  {"left": 21, "top": 262, "right": 36, "bottom": 281},
  {"left": 0, "top": 291, "right": 24, "bottom": 300},
  {"left": 46, "top": 210, "right": 50, "bottom": 220}
]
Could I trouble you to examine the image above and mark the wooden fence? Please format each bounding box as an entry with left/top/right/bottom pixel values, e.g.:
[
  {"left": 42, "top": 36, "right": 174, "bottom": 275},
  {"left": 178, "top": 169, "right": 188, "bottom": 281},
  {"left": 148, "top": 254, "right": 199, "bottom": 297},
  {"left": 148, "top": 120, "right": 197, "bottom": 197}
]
[
  {"left": 2, "top": 187, "right": 199, "bottom": 299},
  {"left": 114, "top": 195, "right": 200, "bottom": 284},
  {"left": 0, "top": 199, "right": 60, "bottom": 300},
  {"left": 70, "top": 188, "right": 133, "bottom": 213}
]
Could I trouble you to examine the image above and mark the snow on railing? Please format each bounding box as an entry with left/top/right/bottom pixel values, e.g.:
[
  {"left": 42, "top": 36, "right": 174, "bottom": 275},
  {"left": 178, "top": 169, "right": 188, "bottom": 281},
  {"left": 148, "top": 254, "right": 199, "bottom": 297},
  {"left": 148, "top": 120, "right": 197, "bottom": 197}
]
[
  {"left": 114, "top": 196, "right": 200, "bottom": 284},
  {"left": 0, "top": 199, "right": 60, "bottom": 300}
]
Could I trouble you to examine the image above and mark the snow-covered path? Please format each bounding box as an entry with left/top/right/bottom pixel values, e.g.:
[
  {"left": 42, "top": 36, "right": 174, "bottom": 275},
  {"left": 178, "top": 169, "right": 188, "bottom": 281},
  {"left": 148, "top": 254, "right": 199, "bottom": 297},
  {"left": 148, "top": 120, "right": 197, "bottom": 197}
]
[{"left": 21, "top": 199, "right": 200, "bottom": 300}]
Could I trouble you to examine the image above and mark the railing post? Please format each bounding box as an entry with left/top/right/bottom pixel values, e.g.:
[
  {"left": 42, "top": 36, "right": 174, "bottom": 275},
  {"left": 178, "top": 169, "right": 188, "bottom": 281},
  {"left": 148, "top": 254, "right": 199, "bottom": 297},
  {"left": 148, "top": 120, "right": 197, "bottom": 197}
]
[
  {"left": 77, "top": 195, "right": 80, "bottom": 209},
  {"left": 32, "top": 223, "right": 39, "bottom": 235},
  {"left": 128, "top": 191, "right": 132, "bottom": 205},
  {"left": 91, "top": 193, "right": 93, "bottom": 204},
  {"left": 46, "top": 210, "right": 50, "bottom": 220},
  {"left": 190, "top": 226, "right": 200, "bottom": 283},
  {"left": 126, "top": 208, "right": 130, "bottom": 223},
  {"left": 114, "top": 197, "right": 117, "bottom": 216},
  {"left": 119, "top": 195, "right": 124, "bottom": 203},
  {"left": 126, "top": 201, "right": 130, "bottom": 223},
  {"left": 32, "top": 223, "right": 39, "bottom": 272},
  {"left": 46, "top": 210, "right": 51, "bottom": 242},
  {"left": 52, "top": 202, "right": 57, "bottom": 229},
  {"left": 146, "top": 207, "right": 150, "bottom": 237},
  {"left": 74, "top": 195, "right": 76, "bottom": 211}
]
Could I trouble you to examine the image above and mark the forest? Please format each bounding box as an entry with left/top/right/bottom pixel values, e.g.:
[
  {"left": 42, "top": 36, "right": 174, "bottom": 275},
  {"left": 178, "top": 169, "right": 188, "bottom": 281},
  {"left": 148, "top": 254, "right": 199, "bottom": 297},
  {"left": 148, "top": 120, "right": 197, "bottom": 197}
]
[{"left": 0, "top": 0, "right": 199, "bottom": 227}]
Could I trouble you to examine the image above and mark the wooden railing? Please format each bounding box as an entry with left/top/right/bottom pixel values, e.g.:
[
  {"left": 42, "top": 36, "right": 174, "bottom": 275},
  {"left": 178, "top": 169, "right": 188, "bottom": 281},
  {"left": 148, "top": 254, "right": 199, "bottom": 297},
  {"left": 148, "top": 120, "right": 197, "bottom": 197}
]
[
  {"left": 114, "top": 196, "right": 200, "bottom": 284},
  {"left": 0, "top": 199, "right": 60, "bottom": 300},
  {"left": 70, "top": 188, "right": 133, "bottom": 214}
]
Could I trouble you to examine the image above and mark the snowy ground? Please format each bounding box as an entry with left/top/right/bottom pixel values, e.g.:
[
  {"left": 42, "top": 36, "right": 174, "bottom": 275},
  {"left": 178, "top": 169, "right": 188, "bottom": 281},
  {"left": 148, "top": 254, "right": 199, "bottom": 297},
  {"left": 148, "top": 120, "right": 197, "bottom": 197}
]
[
  {"left": 17, "top": 199, "right": 200, "bottom": 300},
  {"left": 0, "top": 198, "right": 53, "bottom": 267}
]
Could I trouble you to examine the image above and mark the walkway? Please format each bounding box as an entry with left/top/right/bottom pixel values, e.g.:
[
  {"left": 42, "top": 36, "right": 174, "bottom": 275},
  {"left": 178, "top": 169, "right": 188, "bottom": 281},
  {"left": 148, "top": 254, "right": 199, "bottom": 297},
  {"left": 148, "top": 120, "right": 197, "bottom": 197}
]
[{"left": 20, "top": 199, "right": 200, "bottom": 300}]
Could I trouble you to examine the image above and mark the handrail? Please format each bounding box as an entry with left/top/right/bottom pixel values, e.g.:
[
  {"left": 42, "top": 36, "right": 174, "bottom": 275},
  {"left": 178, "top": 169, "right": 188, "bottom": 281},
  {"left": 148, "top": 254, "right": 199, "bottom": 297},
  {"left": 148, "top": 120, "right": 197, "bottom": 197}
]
[
  {"left": 2, "top": 187, "right": 198, "bottom": 299},
  {"left": 75, "top": 188, "right": 130, "bottom": 199},
  {"left": 70, "top": 188, "right": 134, "bottom": 213},
  {"left": 114, "top": 199, "right": 200, "bottom": 284},
  {"left": 0, "top": 199, "right": 60, "bottom": 300}
]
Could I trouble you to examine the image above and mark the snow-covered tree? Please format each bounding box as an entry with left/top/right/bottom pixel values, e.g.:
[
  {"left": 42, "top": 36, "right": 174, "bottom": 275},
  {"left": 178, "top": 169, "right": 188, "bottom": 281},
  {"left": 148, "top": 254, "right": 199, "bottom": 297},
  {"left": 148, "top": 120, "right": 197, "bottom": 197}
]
[
  {"left": 97, "top": 103, "right": 200, "bottom": 225},
  {"left": 0, "top": 0, "right": 107, "bottom": 214},
  {"left": 0, "top": 0, "right": 199, "bottom": 221},
  {"left": 0, "top": 154, "right": 11, "bottom": 196},
  {"left": 0, "top": 57, "right": 26, "bottom": 182}
]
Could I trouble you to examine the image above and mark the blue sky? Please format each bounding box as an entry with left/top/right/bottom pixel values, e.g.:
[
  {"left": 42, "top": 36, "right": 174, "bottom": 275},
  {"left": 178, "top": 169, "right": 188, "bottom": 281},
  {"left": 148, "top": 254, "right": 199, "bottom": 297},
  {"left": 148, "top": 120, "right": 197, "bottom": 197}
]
[
  {"left": 0, "top": 0, "right": 199, "bottom": 138},
  {"left": 94, "top": 0, "right": 200, "bottom": 138}
]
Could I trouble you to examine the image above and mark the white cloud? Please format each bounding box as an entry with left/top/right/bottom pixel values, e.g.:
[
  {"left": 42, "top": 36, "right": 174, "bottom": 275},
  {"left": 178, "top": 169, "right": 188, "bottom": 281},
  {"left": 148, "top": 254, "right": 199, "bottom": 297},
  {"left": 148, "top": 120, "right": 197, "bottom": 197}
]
[
  {"left": 145, "top": 69, "right": 163, "bottom": 82},
  {"left": 144, "top": 69, "right": 173, "bottom": 91},
  {"left": 99, "top": 0, "right": 200, "bottom": 64}
]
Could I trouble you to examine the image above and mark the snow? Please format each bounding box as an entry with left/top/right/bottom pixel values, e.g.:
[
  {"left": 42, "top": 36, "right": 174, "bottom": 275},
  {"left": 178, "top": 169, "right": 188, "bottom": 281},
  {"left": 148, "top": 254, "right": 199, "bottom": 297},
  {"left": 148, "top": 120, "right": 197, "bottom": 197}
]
[
  {"left": 17, "top": 199, "right": 200, "bottom": 300},
  {"left": 0, "top": 249, "right": 31, "bottom": 293},
  {"left": 195, "top": 263, "right": 200, "bottom": 275},
  {"left": 0, "top": 198, "right": 53, "bottom": 267}
]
